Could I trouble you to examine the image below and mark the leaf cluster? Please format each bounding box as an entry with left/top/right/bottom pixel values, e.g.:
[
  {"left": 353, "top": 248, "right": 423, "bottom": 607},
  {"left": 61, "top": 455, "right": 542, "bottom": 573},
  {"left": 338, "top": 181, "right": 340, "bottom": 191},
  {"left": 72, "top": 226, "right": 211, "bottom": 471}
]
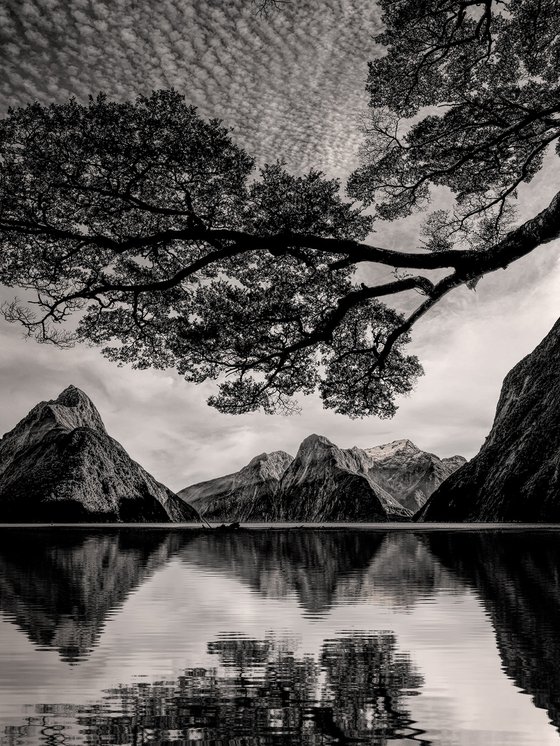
[
  {"left": 349, "top": 0, "right": 560, "bottom": 249},
  {"left": 0, "top": 91, "right": 420, "bottom": 417}
]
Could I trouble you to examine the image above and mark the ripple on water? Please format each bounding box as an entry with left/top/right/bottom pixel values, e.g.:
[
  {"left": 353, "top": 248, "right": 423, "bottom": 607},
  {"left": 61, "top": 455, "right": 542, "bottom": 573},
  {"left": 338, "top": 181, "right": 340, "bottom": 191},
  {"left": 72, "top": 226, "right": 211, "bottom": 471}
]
[{"left": 0, "top": 527, "right": 559, "bottom": 745}]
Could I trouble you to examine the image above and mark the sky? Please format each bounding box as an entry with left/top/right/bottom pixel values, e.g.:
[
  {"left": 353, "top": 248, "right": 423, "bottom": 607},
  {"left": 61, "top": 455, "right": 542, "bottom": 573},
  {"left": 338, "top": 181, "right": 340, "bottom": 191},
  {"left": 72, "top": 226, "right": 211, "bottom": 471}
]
[{"left": 1, "top": 0, "right": 560, "bottom": 491}]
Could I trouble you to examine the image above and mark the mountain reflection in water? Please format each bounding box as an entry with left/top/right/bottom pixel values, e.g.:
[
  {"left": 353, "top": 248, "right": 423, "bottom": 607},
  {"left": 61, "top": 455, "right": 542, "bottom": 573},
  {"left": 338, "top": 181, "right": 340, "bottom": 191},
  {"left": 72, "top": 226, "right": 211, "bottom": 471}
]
[
  {"left": 0, "top": 528, "right": 189, "bottom": 662},
  {"left": 427, "top": 531, "right": 560, "bottom": 736},
  {"left": 0, "top": 528, "right": 559, "bottom": 745}
]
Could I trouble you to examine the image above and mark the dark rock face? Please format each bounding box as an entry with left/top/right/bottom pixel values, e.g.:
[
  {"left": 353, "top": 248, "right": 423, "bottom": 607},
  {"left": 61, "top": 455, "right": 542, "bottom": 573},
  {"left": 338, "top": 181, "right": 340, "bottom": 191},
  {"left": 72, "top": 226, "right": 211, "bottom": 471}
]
[
  {"left": 179, "top": 451, "right": 293, "bottom": 522},
  {"left": 418, "top": 319, "right": 560, "bottom": 521},
  {"left": 364, "top": 439, "right": 466, "bottom": 513},
  {"left": 276, "top": 435, "right": 412, "bottom": 521},
  {"left": 0, "top": 386, "right": 199, "bottom": 523}
]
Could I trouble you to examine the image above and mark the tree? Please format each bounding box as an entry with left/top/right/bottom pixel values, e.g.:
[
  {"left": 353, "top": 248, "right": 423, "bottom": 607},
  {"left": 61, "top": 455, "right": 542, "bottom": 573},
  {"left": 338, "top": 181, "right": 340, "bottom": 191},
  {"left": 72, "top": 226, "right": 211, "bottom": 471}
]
[
  {"left": 349, "top": 0, "right": 560, "bottom": 251},
  {"left": 1, "top": 1, "right": 560, "bottom": 418}
]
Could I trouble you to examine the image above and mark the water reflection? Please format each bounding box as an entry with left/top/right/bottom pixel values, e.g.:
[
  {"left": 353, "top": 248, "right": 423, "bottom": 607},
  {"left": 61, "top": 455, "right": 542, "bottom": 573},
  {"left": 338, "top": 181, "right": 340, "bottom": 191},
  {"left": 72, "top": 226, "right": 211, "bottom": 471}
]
[
  {"left": 181, "top": 530, "right": 463, "bottom": 613},
  {"left": 0, "top": 528, "right": 193, "bottom": 661},
  {"left": 427, "top": 531, "right": 560, "bottom": 733},
  {"left": 0, "top": 528, "right": 559, "bottom": 745},
  {"left": 16, "top": 632, "right": 425, "bottom": 745},
  {"left": 181, "top": 530, "right": 387, "bottom": 614},
  {"left": 0, "top": 529, "right": 460, "bottom": 661}
]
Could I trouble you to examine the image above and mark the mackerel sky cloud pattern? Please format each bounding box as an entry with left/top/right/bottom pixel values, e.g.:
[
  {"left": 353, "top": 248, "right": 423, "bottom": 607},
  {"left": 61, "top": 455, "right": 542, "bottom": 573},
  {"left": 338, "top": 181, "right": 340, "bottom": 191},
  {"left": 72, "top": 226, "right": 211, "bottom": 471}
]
[{"left": 0, "top": 0, "right": 383, "bottom": 179}]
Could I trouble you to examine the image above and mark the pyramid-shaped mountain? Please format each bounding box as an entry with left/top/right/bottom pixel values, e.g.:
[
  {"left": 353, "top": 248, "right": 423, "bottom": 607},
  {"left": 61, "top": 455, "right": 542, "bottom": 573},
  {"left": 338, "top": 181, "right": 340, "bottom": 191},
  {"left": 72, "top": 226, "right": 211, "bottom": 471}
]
[{"left": 0, "top": 385, "right": 199, "bottom": 522}]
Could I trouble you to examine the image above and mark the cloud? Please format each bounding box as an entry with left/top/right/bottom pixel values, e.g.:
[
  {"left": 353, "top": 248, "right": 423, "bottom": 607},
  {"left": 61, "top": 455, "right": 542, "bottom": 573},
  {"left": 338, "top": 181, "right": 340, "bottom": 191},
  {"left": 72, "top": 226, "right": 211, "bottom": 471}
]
[
  {"left": 0, "top": 0, "right": 383, "bottom": 179},
  {"left": 1, "top": 0, "right": 560, "bottom": 490}
]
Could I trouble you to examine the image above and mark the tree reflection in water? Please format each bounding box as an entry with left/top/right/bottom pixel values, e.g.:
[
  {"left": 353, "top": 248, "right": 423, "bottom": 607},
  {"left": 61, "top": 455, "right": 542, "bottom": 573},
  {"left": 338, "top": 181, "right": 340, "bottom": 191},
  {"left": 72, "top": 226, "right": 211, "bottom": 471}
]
[{"left": 25, "top": 633, "right": 426, "bottom": 745}]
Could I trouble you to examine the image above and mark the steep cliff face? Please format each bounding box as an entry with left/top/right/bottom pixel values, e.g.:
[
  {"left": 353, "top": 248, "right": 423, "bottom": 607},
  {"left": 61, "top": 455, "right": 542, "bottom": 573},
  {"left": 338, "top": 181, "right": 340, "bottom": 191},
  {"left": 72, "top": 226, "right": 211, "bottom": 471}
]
[
  {"left": 0, "top": 386, "right": 199, "bottom": 522},
  {"left": 178, "top": 451, "right": 293, "bottom": 521},
  {"left": 276, "top": 435, "right": 411, "bottom": 521},
  {"left": 418, "top": 318, "right": 560, "bottom": 521},
  {"left": 364, "top": 439, "right": 466, "bottom": 513}
]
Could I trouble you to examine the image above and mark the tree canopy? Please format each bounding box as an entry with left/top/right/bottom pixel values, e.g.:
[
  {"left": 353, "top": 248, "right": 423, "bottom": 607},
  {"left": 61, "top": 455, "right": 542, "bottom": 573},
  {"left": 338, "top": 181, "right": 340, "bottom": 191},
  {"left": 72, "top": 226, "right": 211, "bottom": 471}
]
[
  {"left": 2, "top": 0, "right": 560, "bottom": 418},
  {"left": 349, "top": 0, "right": 560, "bottom": 249}
]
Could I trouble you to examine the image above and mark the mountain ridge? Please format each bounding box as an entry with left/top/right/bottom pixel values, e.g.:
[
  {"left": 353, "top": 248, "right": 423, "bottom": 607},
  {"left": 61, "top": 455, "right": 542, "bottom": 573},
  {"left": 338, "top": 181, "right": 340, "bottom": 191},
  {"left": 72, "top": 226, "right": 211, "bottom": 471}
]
[
  {"left": 276, "top": 434, "right": 411, "bottom": 522},
  {"left": 363, "top": 439, "right": 466, "bottom": 513},
  {"left": 180, "top": 434, "right": 464, "bottom": 522},
  {"left": 179, "top": 450, "right": 293, "bottom": 521},
  {"left": 0, "top": 385, "right": 200, "bottom": 523}
]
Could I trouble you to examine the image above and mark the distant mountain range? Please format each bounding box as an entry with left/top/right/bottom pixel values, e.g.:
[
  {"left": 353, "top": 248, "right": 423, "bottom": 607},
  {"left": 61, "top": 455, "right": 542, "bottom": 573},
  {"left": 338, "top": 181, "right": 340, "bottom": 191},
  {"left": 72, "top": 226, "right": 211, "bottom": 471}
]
[
  {"left": 179, "top": 435, "right": 465, "bottom": 522},
  {"left": 4, "top": 314, "right": 560, "bottom": 523},
  {"left": 183, "top": 317, "right": 560, "bottom": 524},
  {"left": 0, "top": 386, "right": 199, "bottom": 522},
  {"left": 0, "top": 385, "right": 465, "bottom": 523}
]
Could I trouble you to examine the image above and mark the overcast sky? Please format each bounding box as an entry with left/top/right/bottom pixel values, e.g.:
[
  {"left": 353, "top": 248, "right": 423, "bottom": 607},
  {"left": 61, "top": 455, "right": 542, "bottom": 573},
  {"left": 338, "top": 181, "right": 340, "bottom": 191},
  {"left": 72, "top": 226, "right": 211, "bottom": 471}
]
[{"left": 1, "top": 0, "right": 560, "bottom": 491}]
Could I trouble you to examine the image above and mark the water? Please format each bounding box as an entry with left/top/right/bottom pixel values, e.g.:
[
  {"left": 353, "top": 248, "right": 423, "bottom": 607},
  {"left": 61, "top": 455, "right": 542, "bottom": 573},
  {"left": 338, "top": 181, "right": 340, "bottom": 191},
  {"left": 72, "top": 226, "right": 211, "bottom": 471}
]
[{"left": 0, "top": 527, "right": 559, "bottom": 745}]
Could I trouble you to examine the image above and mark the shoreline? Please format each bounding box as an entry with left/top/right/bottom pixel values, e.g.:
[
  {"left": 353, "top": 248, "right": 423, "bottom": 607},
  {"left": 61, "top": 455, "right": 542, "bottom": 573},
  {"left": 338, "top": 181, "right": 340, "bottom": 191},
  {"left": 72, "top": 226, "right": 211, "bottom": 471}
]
[{"left": 0, "top": 522, "right": 559, "bottom": 531}]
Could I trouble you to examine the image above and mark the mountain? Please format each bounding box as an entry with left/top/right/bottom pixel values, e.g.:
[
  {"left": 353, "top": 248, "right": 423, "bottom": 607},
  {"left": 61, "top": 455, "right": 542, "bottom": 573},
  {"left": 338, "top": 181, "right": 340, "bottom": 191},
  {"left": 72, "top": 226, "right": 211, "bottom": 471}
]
[
  {"left": 417, "top": 318, "right": 560, "bottom": 521},
  {"left": 179, "top": 435, "right": 464, "bottom": 523},
  {"left": 276, "top": 434, "right": 412, "bottom": 521},
  {"left": 363, "top": 439, "right": 466, "bottom": 512},
  {"left": 0, "top": 385, "right": 199, "bottom": 522},
  {"left": 179, "top": 451, "right": 293, "bottom": 521}
]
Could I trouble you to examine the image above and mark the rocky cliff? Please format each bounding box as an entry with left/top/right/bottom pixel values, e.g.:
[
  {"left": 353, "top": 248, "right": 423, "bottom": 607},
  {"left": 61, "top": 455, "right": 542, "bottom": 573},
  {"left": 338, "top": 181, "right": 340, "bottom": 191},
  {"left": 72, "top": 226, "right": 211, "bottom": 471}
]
[
  {"left": 418, "top": 319, "right": 560, "bottom": 521},
  {"left": 364, "top": 439, "right": 466, "bottom": 513},
  {"left": 0, "top": 385, "right": 199, "bottom": 522},
  {"left": 179, "top": 451, "right": 293, "bottom": 521},
  {"left": 277, "top": 434, "right": 412, "bottom": 521}
]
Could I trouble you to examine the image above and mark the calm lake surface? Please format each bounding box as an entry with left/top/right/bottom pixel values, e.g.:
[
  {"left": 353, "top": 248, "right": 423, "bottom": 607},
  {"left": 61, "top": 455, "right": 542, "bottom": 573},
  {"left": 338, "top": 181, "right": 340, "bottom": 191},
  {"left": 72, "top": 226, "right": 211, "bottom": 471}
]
[{"left": 0, "top": 527, "right": 559, "bottom": 745}]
